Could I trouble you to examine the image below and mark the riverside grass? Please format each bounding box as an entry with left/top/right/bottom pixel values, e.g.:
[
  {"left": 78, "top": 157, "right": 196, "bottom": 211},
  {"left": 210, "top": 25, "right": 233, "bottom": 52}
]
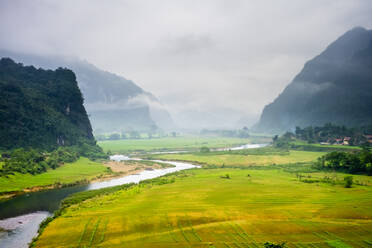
[
  {"left": 0, "top": 157, "right": 108, "bottom": 194},
  {"left": 33, "top": 167, "right": 372, "bottom": 248}
]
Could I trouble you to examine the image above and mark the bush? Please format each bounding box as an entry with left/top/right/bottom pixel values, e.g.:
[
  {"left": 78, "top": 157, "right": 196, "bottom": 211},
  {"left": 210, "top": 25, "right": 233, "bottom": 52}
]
[
  {"left": 344, "top": 176, "right": 353, "bottom": 188},
  {"left": 264, "top": 242, "right": 286, "bottom": 248},
  {"left": 220, "top": 174, "right": 230, "bottom": 179},
  {"left": 200, "top": 146, "right": 210, "bottom": 153},
  {"left": 108, "top": 133, "right": 121, "bottom": 140}
]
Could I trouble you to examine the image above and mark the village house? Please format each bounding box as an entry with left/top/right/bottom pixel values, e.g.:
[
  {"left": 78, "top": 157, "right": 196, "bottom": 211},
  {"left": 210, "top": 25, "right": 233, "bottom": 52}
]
[
  {"left": 365, "top": 135, "right": 372, "bottom": 144},
  {"left": 343, "top": 137, "right": 351, "bottom": 145}
]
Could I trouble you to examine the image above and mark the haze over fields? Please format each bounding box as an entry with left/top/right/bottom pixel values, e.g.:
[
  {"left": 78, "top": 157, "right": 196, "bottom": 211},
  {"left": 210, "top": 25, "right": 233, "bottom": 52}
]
[{"left": 1, "top": 0, "right": 372, "bottom": 129}]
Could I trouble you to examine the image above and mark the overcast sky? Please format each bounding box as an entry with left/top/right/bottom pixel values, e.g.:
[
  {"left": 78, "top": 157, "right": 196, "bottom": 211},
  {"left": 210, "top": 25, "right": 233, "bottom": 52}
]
[{"left": 1, "top": 0, "right": 372, "bottom": 128}]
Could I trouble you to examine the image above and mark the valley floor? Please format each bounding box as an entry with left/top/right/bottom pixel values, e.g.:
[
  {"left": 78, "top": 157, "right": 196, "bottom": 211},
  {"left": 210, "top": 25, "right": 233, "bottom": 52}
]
[
  {"left": 98, "top": 136, "right": 270, "bottom": 153},
  {"left": 149, "top": 150, "right": 325, "bottom": 168},
  {"left": 33, "top": 149, "right": 372, "bottom": 248}
]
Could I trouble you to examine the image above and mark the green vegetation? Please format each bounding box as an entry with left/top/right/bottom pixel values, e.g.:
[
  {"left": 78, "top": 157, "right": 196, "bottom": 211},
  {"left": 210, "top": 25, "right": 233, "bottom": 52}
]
[
  {"left": 264, "top": 242, "right": 286, "bottom": 248},
  {"left": 0, "top": 58, "right": 95, "bottom": 150},
  {"left": 344, "top": 176, "right": 354, "bottom": 188},
  {"left": 0, "top": 147, "right": 78, "bottom": 176},
  {"left": 0, "top": 157, "right": 108, "bottom": 194},
  {"left": 294, "top": 123, "right": 372, "bottom": 145},
  {"left": 200, "top": 127, "right": 250, "bottom": 138},
  {"left": 273, "top": 133, "right": 362, "bottom": 152},
  {"left": 314, "top": 147, "right": 372, "bottom": 175},
  {"left": 0, "top": 145, "right": 107, "bottom": 177},
  {"left": 33, "top": 166, "right": 372, "bottom": 248},
  {"left": 98, "top": 136, "right": 260, "bottom": 153},
  {"left": 199, "top": 146, "right": 210, "bottom": 153},
  {"left": 289, "top": 140, "right": 361, "bottom": 151},
  {"left": 148, "top": 148, "right": 325, "bottom": 168}
]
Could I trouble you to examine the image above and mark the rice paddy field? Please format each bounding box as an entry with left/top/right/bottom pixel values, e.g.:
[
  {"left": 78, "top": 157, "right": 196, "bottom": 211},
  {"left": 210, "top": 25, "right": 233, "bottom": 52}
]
[
  {"left": 149, "top": 150, "right": 325, "bottom": 168},
  {"left": 34, "top": 167, "right": 372, "bottom": 248},
  {"left": 98, "top": 136, "right": 270, "bottom": 153},
  {"left": 33, "top": 146, "right": 372, "bottom": 248}
]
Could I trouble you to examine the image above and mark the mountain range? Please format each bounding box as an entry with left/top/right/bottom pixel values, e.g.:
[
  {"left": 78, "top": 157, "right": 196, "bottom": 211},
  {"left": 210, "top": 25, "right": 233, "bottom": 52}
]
[{"left": 254, "top": 27, "right": 372, "bottom": 133}]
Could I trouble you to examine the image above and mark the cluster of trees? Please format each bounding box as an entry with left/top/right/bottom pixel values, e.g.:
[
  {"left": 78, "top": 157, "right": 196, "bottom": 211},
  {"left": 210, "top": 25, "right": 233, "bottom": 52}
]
[
  {"left": 1, "top": 147, "right": 76, "bottom": 176},
  {"left": 200, "top": 127, "right": 250, "bottom": 138},
  {"left": 294, "top": 123, "right": 372, "bottom": 145},
  {"left": 314, "top": 146, "right": 372, "bottom": 175},
  {"left": 272, "top": 133, "right": 294, "bottom": 149},
  {"left": 200, "top": 146, "right": 211, "bottom": 153},
  {"left": 272, "top": 123, "right": 372, "bottom": 148},
  {"left": 96, "top": 131, "right": 142, "bottom": 141},
  {"left": 0, "top": 144, "right": 107, "bottom": 176}
]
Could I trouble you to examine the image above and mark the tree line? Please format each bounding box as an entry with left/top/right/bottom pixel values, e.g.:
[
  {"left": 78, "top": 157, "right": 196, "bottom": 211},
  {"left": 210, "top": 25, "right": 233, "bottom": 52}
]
[
  {"left": 0, "top": 144, "right": 107, "bottom": 176},
  {"left": 314, "top": 146, "right": 372, "bottom": 175},
  {"left": 293, "top": 123, "right": 372, "bottom": 145}
]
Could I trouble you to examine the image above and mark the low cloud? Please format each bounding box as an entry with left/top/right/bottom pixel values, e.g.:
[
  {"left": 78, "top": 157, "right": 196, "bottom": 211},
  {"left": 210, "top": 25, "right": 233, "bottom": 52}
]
[{"left": 1, "top": 0, "right": 372, "bottom": 129}]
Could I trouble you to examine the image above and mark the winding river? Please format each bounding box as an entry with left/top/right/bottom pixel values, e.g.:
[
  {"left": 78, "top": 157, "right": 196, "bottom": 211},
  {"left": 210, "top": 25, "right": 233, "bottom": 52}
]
[{"left": 0, "top": 143, "right": 267, "bottom": 248}]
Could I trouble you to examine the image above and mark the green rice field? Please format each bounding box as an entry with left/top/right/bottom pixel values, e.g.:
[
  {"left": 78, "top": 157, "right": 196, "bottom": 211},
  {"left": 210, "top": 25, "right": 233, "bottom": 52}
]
[
  {"left": 98, "top": 136, "right": 269, "bottom": 153},
  {"left": 150, "top": 150, "right": 325, "bottom": 168},
  {"left": 32, "top": 144, "right": 372, "bottom": 248},
  {"left": 34, "top": 167, "right": 372, "bottom": 248}
]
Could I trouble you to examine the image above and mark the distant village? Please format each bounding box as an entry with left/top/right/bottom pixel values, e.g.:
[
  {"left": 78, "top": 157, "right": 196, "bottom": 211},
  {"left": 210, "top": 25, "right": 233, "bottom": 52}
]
[{"left": 320, "top": 135, "right": 372, "bottom": 146}]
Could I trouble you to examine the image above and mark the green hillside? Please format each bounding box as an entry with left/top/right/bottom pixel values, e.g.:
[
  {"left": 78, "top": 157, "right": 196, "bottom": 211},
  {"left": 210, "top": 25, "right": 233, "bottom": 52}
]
[{"left": 0, "top": 58, "right": 95, "bottom": 149}]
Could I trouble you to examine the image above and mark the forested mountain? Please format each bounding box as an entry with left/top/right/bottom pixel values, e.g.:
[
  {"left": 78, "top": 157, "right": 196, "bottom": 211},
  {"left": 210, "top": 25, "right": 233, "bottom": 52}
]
[
  {"left": 0, "top": 58, "right": 95, "bottom": 149},
  {"left": 254, "top": 27, "right": 372, "bottom": 133},
  {"left": 0, "top": 50, "right": 176, "bottom": 133}
]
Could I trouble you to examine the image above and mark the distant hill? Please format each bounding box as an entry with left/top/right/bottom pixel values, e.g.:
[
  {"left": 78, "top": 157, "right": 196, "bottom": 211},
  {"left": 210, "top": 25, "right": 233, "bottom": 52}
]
[
  {"left": 254, "top": 27, "right": 372, "bottom": 133},
  {"left": 0, "top": 58, "right": 95, "bottom": 149},
  {"left": 0, "top": 51, "right": 176, "bottom": 133}
]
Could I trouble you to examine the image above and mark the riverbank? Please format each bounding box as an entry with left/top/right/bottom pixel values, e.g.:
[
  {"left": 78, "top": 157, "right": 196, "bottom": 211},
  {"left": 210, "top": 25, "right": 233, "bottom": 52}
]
[
  {"left": 0, "top": 158, "right": 172, "bottom": 201},
  {"left": 0, "top": 158, "right": 107, "bottom": 201}
]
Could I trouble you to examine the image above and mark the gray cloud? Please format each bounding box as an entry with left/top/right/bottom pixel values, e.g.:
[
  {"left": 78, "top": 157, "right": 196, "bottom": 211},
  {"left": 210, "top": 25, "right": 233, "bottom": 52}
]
[{"left": 1, "top": 0, "right": 372, "bottom": 129}]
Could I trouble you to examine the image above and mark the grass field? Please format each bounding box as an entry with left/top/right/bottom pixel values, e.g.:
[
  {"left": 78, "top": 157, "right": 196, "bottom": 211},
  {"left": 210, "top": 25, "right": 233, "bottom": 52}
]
[
  {"left": 149, "top": 149, "right": 326, "bottom": 168},
  {"left": 34, "top": 167, "right": 372, "bottom": 248},
  {"left": 0, "top": 157, "right": 108, "bottom": 194},
  {"left": 291, "top": 141, "right": 361, "bottom": 150},
  {"left": 98, "top": 136, "right": 269, "bottom": 153}
]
